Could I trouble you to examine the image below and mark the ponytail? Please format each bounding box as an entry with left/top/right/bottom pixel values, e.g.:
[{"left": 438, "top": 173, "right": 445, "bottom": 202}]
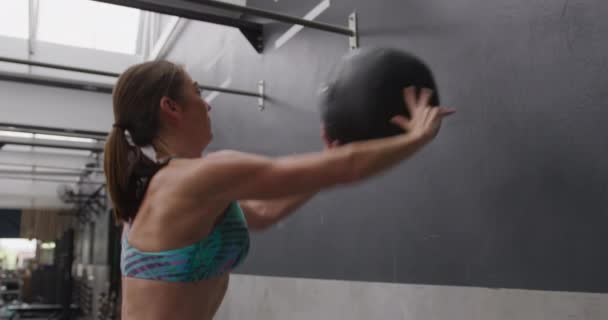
[
  {"left": 105, "top": 127, "right": 171, "bottom": 223},
  {"left": 104, "top": 127, "right": 138, "bottom": 223},
  {"left": 105, "top": 60, "right": 186, "bottom": 223}
]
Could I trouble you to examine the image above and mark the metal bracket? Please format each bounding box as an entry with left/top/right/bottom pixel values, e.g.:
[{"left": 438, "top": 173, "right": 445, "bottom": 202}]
[
  {"left": 28, "top": 0, "right": 40, "bottom": 56},
  {"left": 258, "top": 80, "right": 265, "bottom": 110},
  {"left": 349, "top": 12, "right": 359, "bottom": 50},
  {"left": 239, "top": 27, "right": 264, "bottom": 54}
]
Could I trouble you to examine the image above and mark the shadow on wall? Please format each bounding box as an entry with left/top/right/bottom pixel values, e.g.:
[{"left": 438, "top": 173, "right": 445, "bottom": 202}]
[{"left": 263, "top": 95, "right": 321, "bottom": 116}]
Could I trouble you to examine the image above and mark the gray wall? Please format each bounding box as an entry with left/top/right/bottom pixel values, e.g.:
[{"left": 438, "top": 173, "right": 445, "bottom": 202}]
[{"left": 166, "top": 0, "right": 608, "bottom": 294}]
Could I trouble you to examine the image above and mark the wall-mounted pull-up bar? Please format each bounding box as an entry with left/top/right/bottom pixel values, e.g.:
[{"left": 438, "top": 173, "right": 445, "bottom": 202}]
[
  {"left": 91, "top": 0, "right": 359, "bottom": 52},
  {"left": 0, "top": 56, "right": 265, "bottom": 108},
  {"left": 184, "top": 0, "right": 356, "bottom": 37}
]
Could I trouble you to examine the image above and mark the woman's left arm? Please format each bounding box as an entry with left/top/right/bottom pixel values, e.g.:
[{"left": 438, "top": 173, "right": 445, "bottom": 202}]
[
  {"left": 240, "top": 128, "right": 338, "bottom": 231},
  {"left": 239, "top": 192, "right": 318, "bottom": 230}
]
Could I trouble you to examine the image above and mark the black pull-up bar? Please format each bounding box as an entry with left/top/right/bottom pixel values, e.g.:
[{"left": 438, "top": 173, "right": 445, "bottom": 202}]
[
  {"left": 91, "top": 0, "right": 358, "bottom": 52},
  {"left": 183, "top": 0, "right": 354, "bottom": 36}
]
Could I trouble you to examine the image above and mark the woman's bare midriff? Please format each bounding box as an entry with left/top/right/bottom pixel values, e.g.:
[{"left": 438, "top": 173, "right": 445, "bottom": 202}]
[{"left": 121, "top": 273, "right": 229, "bottom": 320}]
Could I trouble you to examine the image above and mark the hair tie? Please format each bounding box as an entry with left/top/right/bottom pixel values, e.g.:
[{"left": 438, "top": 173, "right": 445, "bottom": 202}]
[
  {"left": 140, "top": 145, "right": 160, "bottom": 163},
  {"left": 123, "top": 129, "right": 160, "bottom": 163},
  {"left": 123, "top": 129, "right": 137, "bottom": 148}
]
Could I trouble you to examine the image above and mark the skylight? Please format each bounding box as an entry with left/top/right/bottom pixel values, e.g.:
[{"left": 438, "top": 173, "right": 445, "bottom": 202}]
[
  {"left": 0, "top": 1, "right": 29, "bottom": 39},
  {"left": 37, "top": 0, "right": 141, "bottom": 54}
]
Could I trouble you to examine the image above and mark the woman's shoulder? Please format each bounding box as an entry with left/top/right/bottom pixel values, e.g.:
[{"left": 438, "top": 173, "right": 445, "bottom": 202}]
[
  {"left": 140, "top": 156, "right": 233, "bottom": 221},
  {"left": 145, "top": 150, "right": 241, "bottom": 198}
]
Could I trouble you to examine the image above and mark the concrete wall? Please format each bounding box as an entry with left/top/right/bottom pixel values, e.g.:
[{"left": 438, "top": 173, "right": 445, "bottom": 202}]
[{"left": 163, "top": 0, "right": 608, "bottom": 318}]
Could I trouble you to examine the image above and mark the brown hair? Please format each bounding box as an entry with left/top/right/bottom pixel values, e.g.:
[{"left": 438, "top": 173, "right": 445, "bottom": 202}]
[{"left": 104, "top": 60, "right": 187, "bottom": 223}]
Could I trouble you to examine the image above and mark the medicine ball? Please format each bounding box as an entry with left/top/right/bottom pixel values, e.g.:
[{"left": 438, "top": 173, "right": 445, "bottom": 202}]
[{"left": 319, "top": 47, "right": 440, "bottom": 144}]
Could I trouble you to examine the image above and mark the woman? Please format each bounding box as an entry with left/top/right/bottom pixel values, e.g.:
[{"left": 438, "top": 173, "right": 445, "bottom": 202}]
[{"left": 104, "top": 60, "right": 454, "bottom": 320}]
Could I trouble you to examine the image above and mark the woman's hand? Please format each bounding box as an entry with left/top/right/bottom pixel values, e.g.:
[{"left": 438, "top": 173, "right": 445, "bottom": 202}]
[
  {"left": 321, "top": 126, "right": 340, "bottom": 150},
  {"left": 390, "top": 86, "right": 456, "bottom": 144}
]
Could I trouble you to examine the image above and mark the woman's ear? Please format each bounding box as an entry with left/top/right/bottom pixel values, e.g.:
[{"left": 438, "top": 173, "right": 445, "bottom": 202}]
[{"left": 159, "top": 96, "right": 181, "bottom": 123}]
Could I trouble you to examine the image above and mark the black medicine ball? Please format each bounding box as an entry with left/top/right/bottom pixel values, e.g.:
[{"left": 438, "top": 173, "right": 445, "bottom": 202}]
[{"left": 319, "top": 47, "right": 440, "bottom": 144}]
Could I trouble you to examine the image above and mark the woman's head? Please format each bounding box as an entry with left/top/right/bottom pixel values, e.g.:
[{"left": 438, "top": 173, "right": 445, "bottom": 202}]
[
  {"left": 112, "top": 60, "right": 212, "bottom": 153},
  {"left": 104, "top": 60, "right": 212, "bottom": 222}
]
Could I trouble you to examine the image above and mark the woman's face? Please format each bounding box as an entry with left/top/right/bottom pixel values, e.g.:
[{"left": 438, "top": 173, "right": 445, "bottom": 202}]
[{"left": 177, "top": 73, "right": 213, "bottom": 152}]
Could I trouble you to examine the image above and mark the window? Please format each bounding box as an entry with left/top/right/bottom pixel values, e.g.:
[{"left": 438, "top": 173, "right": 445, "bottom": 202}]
[
  {"left": 0, "top": 1, "right": 29, "bottom": 39},
  {"left": 37, "top": 0, "right": 141, "bottom": 54},
  {"left": 0, "top": 239, "right": 37, "bottom": 270}
]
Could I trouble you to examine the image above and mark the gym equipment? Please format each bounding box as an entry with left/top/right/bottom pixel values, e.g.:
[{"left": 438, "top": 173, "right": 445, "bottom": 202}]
[
  {"left": 91, "top": 0, "right": 359, "bottom": 52},
  {"left": 0, "top": 122, "right": 107, "bottom": 152},
  {"left": 0, "top": 56, "right": 265, "bottom": 108},
  {"left": 319, "top": 47, "right": 440, "bottom": 144}
]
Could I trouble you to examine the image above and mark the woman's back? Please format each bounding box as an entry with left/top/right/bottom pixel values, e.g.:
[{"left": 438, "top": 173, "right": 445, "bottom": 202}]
[{"left": 120, "top": 160, "right": 241, "bottom": 320}]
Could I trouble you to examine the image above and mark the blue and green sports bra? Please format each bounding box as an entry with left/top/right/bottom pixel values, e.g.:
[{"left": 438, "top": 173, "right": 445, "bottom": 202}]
[{"left": 121, "top": 201, "right": 250, "bottom": 282}]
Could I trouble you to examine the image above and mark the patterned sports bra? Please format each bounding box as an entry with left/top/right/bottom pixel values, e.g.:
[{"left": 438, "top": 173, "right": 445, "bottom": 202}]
[{"left": 121, "top": 201, "right": 250, "bottom": 282}]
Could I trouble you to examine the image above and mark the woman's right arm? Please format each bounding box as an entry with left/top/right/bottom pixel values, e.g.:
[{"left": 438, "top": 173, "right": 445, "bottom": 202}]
[{"left": 186, "top": 87, "right": 455, "bottom": 202}]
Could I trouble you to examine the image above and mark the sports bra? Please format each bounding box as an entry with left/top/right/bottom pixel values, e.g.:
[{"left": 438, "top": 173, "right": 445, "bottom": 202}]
[{"left": 121, "top": 201, "right": 250, "bottom": 282}]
